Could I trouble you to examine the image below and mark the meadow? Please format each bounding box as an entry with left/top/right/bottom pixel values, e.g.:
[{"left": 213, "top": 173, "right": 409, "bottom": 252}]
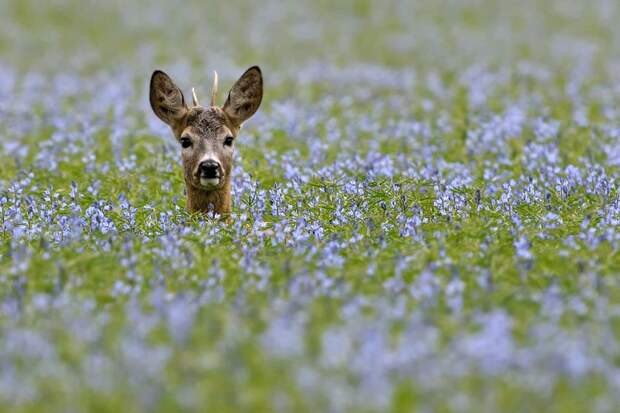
[{"left": 1, "top": 0, "right": 620, "bottom": 411}]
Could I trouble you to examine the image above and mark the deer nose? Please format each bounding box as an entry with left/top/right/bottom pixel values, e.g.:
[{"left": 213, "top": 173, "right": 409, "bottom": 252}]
[{"left": 199, "top": 160, "right": 220, "bottom": 178}]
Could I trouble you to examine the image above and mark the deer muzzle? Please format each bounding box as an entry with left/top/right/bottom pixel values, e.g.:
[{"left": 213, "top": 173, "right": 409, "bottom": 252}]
[{"left": 198, "top": 159, "right": 221, "bottom": 187}]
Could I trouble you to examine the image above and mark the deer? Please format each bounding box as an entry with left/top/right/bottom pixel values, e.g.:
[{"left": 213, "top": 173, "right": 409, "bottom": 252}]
[{"left": 149, "top": 66, "right": 263, "bottom": 216}]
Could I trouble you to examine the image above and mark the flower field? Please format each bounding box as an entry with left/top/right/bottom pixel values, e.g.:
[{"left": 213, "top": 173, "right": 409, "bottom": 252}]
[{"left": 1, "top": 0, "right": 620, "bottom": 411}]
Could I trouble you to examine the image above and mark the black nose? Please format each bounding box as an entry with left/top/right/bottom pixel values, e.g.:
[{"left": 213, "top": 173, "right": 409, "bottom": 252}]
[{"left": 199, "top": 160, "right": 220, "bottom": 178}]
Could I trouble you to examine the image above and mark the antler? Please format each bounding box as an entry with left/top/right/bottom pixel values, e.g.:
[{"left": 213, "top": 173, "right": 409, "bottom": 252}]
[
  {"left": 191, "top": 88, "right": 199, "bottom": 107},
  {"left": 190, "top": 71, "right": 218, "bottom": 107},
  {"left": 211, "top": 70, "right": 218, "bottom": 106}
]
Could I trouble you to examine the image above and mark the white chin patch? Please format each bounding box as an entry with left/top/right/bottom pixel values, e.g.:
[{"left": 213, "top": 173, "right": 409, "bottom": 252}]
[{"left": 200, "top": 177, "right": 220, "bottom": 187}]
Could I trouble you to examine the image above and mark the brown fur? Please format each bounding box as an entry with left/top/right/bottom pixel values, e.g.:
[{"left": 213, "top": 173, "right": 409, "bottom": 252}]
[{"left": 149, "top": 67, "right": 263, "bottom": 216}]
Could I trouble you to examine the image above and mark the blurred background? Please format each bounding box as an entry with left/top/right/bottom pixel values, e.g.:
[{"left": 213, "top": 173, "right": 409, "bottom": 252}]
[{"left": 2, "top": 0, "right": 620, "bottom": 79}]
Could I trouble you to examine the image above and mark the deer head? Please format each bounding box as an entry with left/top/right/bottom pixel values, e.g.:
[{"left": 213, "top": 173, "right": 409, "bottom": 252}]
[{"left": 149, "top": 66, "right": 263, "bottom": 215}]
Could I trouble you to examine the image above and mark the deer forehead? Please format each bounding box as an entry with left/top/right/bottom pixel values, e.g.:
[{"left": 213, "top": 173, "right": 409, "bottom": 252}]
[{"left": 183, "top": 107, "right": 233, "bottom": 139}]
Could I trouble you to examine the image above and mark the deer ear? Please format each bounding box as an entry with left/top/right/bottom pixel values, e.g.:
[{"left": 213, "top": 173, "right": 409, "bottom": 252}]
[
  {"left": 149, "top": 70, "right": 188, "bottom": 127},
  {"left": 222, "top": 66, "right": 263, "bottom": 127}
]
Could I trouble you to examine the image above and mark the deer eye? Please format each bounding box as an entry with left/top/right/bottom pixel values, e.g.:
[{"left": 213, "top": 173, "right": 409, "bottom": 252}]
[
  {"left": 180, "top": 137, "right": 192, "bottom": 148},
  {"left": 224, "top": 136, "right": 234, "bottom": 147}
]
